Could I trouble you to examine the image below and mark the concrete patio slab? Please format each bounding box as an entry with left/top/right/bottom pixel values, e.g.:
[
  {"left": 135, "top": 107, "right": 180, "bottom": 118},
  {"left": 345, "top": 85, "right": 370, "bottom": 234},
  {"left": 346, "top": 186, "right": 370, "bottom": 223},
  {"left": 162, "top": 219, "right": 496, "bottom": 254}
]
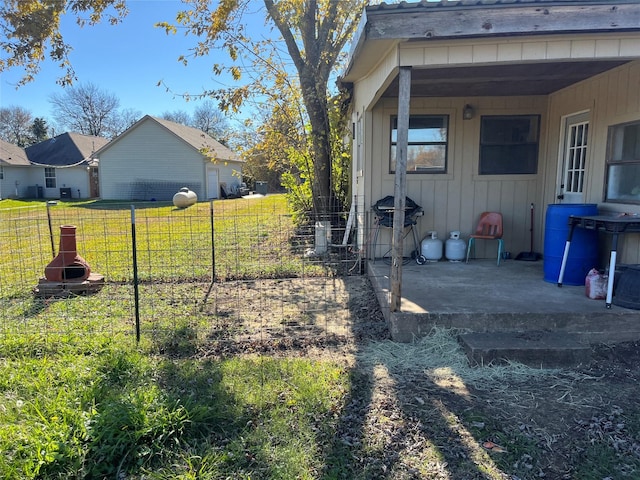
[{"left": 367, "top": 258, "right": 640, "bottom": 345}]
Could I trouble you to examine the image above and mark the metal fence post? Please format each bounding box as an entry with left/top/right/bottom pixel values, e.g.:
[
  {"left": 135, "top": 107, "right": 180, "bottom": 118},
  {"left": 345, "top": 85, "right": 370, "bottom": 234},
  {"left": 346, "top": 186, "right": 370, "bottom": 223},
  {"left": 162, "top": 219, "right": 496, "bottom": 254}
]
[
  {"left": 46, "top": 201, "right": 56, "bottom": 258},
  {"left": 131, "top": 205, "right": 140, "bottom": 343},
  {"left": 210, "top": 199, "right": 215, "bottom": 283}
]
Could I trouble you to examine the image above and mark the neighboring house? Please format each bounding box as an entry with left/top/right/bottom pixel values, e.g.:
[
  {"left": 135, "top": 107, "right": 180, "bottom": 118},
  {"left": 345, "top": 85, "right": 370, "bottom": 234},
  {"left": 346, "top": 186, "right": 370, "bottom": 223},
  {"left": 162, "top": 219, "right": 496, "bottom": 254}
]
[
  {"left": 95, "top": 115, "right": 243, "bottom": 201},
  {"left": 341, "top": 0, "right": 640, "bottom": 265},
  {"left": 26, "top": 133, "right": 108, "bottom": 200},
  {"left": 0, "top": 139, "right": 30, "bottom": 200},
  {"left": 1, "top": 133, "right": 107, "bottom": 200}
]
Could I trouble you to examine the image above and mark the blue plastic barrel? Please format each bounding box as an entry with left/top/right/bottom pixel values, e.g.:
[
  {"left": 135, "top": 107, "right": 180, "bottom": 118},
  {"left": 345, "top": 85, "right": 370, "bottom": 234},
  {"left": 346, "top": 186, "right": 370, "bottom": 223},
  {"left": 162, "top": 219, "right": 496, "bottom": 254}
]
[{"left": 543, "top": 204, "right": 599, "bottom": 286}]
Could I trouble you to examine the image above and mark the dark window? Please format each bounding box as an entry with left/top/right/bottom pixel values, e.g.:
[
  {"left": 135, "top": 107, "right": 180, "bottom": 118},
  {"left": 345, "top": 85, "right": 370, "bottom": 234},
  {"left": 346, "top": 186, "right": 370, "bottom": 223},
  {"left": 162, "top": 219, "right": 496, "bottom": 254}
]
[
  {"left": 45, "top": 167, "right": 56, "bottom": 188},
  {"left": 605, "top": 120, "right": 640, "bottom": 204},
  {"left": 479, "top": 115, "right": 540, "bottom": 175},
  {"left": 390, "top": 115, "right": 448, "bottom": 174}
]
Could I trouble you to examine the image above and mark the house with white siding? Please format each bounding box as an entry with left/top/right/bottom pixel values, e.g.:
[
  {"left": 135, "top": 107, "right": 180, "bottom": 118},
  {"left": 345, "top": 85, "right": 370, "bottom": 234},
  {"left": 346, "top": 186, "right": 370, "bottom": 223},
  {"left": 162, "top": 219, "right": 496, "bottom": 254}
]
[
  {"left": 96, "top": 115, "right": 243, "bottom": 201},
  {"left": 1, "top": 133, "right": 107, "bottom": 200},
  {"left": 341, "top": 0, "right": 640, "bottom": 270},
  {"left": 0, "top": 139, "right": 30, "bottom": 200}
]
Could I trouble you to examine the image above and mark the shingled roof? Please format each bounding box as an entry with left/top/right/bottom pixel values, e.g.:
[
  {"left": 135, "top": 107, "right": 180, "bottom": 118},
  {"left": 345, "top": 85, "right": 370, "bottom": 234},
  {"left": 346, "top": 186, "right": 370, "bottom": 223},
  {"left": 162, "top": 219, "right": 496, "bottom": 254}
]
[
  {"left": 0, "top": 139, "right": 30, "bottom": 166},
  {"left": 25, "top": 133, "right": 109, "bottom": 167},
  {"left": 150, "top": 116, "right": 240, "bottom": 162},
  {"left": 95, "top": 115, "right": 240, "bottom": 163}
]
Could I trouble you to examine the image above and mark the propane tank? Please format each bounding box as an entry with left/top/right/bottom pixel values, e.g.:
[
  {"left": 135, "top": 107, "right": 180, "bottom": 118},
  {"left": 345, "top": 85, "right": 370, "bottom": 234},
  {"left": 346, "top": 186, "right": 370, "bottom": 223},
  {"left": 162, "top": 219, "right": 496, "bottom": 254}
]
[
  {"left": 173, "top": 187, "right": 198, "bottom": 208},
  {"left": 445, "top": 231, "right": 466, "bottom": 262},
  {"left": 421, "top": 231, "right": 443, "bottom": 262}
]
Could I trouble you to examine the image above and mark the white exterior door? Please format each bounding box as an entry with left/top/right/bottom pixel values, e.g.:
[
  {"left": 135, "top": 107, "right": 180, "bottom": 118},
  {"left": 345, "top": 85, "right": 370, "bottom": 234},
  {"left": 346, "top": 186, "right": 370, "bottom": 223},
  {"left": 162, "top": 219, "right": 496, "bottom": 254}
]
[
  {"left": 558, "top": 112, "right": 590, "bottom": 203},
  {"left": 207, "top": 168, "right": 219, "bottom": 199}
]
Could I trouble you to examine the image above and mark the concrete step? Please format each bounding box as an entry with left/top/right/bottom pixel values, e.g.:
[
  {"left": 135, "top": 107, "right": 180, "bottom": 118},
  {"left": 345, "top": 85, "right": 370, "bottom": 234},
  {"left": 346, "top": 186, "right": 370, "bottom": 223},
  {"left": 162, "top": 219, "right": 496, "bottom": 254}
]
[{"left": 458, "top": 331, "right": 591, "bottom": 368}]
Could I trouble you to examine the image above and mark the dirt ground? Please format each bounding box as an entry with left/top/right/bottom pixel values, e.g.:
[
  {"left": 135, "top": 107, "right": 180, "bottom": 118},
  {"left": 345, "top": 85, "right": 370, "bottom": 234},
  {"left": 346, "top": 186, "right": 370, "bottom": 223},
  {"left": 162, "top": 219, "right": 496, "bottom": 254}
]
[{"left": 197, "top": 275, "right": 640, "bottom": 479}]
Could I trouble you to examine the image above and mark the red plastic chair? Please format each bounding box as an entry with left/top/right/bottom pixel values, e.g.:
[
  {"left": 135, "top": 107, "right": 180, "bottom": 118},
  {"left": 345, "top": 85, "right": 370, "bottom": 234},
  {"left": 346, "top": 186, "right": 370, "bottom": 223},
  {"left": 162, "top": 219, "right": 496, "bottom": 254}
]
[{"left": 465, "top": 212, "right": 504, "bottom": 266}]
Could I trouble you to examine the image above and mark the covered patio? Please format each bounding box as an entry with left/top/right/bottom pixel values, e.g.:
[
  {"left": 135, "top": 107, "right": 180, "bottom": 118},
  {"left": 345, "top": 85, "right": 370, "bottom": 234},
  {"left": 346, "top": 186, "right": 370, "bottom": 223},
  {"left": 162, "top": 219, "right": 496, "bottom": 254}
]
[
  {"left": 341, "top": 1, "right": 640, "bottom": 339},
  {"left": 367, "top": 258, "right": 640, "bottom": 345}
]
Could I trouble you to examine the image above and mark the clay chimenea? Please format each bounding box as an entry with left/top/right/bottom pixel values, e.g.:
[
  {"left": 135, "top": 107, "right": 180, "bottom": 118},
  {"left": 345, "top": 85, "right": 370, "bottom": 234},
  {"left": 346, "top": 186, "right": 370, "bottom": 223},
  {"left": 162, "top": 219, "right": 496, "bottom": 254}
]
[
  {"left": 44, "top": 225, "right": 92, "bottom": 282},
  {"left": 36, "top": 225, "right": 104, "bottom": 297}
]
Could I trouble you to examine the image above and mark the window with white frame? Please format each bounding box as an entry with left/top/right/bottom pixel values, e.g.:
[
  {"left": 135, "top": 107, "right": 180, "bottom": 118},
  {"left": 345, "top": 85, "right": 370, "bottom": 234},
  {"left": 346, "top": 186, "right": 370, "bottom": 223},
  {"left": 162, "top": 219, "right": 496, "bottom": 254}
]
[
  {"left": 45, "top": 167, "right": 56, "bottom": 188},
  {"left": 0, "top": 166, "right": 3, "bottom": 179},
  {"left": 605, "top": 120, "right": 640, "bottom": 204},
  {"left": 390, "top": 115, "right": 448, "bottom": 174}
]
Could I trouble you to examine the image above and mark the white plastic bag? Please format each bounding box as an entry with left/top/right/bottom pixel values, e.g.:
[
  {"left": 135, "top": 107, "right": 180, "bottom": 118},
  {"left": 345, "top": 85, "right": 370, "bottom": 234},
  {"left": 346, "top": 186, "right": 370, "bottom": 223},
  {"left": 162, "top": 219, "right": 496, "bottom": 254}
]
[{"left": 585, "top": 268, "right": 607, "bottom": 300}]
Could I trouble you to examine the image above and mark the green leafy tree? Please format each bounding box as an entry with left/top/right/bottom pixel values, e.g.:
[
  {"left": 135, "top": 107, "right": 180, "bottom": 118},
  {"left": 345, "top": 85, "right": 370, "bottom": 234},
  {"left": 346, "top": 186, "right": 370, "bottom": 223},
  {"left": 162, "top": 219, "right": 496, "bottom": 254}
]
[
  {"left": 243, "top": 87, "right": 309, "bottom": 217},
  {"left": 238, "top": 74, "right": 352, "bottom": 223},
  {"left": 30, "top": 117, "right": 49, "bottom": 143}
]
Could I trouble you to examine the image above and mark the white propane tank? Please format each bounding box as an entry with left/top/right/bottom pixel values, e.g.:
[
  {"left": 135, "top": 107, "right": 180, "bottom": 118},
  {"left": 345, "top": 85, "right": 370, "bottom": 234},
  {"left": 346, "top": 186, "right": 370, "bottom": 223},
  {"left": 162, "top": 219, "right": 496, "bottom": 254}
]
[
  {"left": 445, "top": 231, "right": 466, "bottom": 262},
  {"left": 421, "top": 231, "right": 443, "bottom": 262},
  {"left": 173, "top": 187, "right": 198, "bottom": 208}
]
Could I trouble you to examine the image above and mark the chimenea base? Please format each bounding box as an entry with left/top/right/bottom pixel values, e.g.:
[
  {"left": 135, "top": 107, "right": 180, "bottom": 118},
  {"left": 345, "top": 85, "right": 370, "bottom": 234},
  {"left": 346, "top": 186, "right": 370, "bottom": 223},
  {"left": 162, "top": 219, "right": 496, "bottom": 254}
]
[{"left": 35, "top": 273, "right": 105, "bottom": 297}]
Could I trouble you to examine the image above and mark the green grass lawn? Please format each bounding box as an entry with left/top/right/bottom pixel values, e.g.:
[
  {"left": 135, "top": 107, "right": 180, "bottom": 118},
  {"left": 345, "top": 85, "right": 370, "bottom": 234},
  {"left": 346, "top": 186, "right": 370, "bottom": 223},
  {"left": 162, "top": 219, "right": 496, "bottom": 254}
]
[
  {"left": 0, "top": 196, "right": 339, "bottom": 355},
  {"left": 0, "top": 196, "right": 321, "bottom": 289},
  {"left": 2, "top": 197, "right": 638, "bottom": 479},
  {"left": 0, "top": 344, "right": 353, "bottom": 479},
  {"left": 0, "top": 196, "right": 356, "bottom": 478}
]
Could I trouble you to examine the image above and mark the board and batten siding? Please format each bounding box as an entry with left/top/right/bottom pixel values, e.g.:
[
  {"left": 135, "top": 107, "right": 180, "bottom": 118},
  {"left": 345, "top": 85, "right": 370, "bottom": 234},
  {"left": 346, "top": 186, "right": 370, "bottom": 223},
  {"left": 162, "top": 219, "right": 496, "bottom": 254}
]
[
  {"left": 350, "top": 32, "right": 640, "bottom": 262},
  {"left": 367, "top": 96, "right": 547, "bottom": 260},
  {"left": 398, "top": 33, "right": 640, "bottom": 70},
  {"left": 544, "top": 60, "right": 640, "bottom": 265},
  {"left": 99, "top": 120, "right": 206, "bottom": 201}
]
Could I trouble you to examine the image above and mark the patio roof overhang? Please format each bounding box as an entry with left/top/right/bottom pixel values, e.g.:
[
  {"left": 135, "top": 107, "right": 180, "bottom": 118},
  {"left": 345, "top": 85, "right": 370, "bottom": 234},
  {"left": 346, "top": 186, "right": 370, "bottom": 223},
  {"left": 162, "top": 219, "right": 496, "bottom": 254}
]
[
  {"left": 340, "top": 1, "right": 640, "bottom": 99},
  {"left": 380, "top": 59, "right": 630, "bottom": 97}
]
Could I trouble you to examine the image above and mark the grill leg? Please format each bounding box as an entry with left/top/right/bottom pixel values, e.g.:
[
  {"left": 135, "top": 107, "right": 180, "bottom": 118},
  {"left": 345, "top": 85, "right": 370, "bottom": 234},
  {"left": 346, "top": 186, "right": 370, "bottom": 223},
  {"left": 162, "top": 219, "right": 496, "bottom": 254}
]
[
  {"left": 411, "top": 225, "right": 421, "bottom": 257},
  {"left": 371, "top": 223, "right": 380, "bottom": 262}
]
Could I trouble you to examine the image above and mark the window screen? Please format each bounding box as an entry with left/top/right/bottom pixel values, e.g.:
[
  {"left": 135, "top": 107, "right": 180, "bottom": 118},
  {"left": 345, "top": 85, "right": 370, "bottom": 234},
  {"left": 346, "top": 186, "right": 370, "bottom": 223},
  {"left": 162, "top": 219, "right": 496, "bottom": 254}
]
[{"left": 479, "top": 115, "right": 540, "bottom": 175}]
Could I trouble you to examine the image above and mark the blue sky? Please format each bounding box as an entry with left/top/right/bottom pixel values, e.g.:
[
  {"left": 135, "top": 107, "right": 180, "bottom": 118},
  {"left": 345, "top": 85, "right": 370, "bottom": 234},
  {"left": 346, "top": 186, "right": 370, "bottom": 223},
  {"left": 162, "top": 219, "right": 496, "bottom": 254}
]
[{"left": 1, "top": 0, "right": 271, "bottom": 126}]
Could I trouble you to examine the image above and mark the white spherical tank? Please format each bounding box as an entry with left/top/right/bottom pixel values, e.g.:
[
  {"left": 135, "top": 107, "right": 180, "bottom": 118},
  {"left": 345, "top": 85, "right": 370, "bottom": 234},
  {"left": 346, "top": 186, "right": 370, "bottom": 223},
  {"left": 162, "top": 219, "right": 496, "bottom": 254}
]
[
  {"left": 445, "top": 231, "right": 466, "bottom": 262},
  {"left": 173, "top": 187, "right": 198, "bottom": 208},
  {"left": 421, "top": 231, "right": 443, "bottom": 262}
]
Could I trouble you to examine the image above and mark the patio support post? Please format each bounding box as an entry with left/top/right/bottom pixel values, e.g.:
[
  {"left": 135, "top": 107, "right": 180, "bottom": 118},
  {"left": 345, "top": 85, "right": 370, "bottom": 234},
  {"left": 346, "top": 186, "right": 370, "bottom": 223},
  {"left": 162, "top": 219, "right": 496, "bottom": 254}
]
[{"left": 390, "top": 66, "right": 411, "bottom": 312}]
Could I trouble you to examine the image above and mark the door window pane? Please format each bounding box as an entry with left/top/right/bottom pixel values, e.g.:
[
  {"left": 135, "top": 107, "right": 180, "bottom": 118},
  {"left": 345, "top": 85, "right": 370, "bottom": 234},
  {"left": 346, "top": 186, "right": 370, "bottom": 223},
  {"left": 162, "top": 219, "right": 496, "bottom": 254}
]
[{"left": 565, "top": 122, "right": 588, "bottom": 193}]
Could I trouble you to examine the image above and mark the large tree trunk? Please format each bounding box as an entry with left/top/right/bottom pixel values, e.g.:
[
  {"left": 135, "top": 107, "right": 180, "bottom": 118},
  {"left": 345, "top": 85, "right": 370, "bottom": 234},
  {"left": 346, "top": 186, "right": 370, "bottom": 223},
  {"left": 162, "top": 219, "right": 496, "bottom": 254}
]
[
  {"left": 300, "top": 71, "right": 332, "bottom": 221},
  {"left": 262, "top": 0, "right": 361, "bottom": 221}
]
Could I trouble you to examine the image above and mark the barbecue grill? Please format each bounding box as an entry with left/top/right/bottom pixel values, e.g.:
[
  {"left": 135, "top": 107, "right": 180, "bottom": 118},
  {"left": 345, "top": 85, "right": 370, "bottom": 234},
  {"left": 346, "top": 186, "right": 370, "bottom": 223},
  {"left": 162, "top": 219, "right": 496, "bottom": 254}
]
[{"left": 371, "top": 195, "right": 426, "bottom": 264}]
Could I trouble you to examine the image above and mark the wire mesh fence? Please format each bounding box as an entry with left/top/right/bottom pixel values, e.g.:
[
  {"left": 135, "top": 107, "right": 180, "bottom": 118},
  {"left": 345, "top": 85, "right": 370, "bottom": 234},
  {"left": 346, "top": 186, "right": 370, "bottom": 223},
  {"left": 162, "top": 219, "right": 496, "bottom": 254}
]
[{"left": 0, "top": 195, "right": 371, "bottom": 354}]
